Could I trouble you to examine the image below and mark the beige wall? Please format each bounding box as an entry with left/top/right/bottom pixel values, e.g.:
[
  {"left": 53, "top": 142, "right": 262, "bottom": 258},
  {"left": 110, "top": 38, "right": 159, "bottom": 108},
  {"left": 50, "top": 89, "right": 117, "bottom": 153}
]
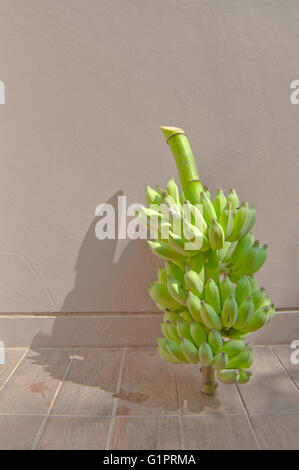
[{"left": 0, "top": 0, "right": 298, "bottom": 312}]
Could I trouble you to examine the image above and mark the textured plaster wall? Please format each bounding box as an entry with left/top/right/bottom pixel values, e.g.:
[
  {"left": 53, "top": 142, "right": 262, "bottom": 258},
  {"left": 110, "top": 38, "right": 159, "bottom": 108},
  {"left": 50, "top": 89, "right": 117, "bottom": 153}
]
[{"left": 0, "top": 0, "right": 298, "bottom": 312}]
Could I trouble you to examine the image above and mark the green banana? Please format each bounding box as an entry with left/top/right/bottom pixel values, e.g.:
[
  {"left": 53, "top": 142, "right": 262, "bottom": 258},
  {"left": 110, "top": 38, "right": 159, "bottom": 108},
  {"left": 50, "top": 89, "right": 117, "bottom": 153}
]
[
  {"left": 226, "top": 188, "right": 240, "bottom": 211},
  {"left": 248, "top": 244, "right": 267, "bottom": 274},
  {"left": 181, "top": 337, "right": 199, "bottom": 364},
  {"left": 227, "top": 348, "right": 254, "bottom": 369},
  {"left": 200, "top": 300, "right": 222, "bottom": 330},
  {"left": 219, "top": 203, "right": 234, "bottom": 238},
  {"left": 163, "top": 310, "right": 180, "bottom": 323},
  {"left": 148, "top": 241, "right": 185, "bottom": 269},
  {"left": 237, "top": 369, "right": 252, "bottom": 384},
  {"left": 200, "top": 191, "right": 217, "bottom": 224},
  {"left": 212, "top": 351, "right": 229, "bottom": 370},
  {"left": 187, "top": 291, "right": 203, "bottom": 322},
  {"left": 217, "top": 369, "right": 239, "bottom": 384},
  {"left": 179, "top": 309, "right": 194, "bottom": 322},
  {"left": 190, "top": 322, "right": 208, "bottom": 347},
  {"left": 149, "top": 282, "right": 182, "bottom": 311},
  {"left": 166, "top": 177, "right": 180, "bottom": 205},
  {"left": 213, "top": 188, "right": 227, "bottom": 218},
  {"left": 203, "top": 185, "right": 211, "bottom": 199},
  {"left": 220, "top": 273, "right": 235, "bottom": 304},
  {"left": 158, "top": 347, "right": 181, "bottom": 363},
  {"left": 228, "top": 202, "right": 250, "bottom": 241},
  {"left": 165, "top": 261, "right": 185, "bottom": 285},
  {"left": 252, "top": 287, "right": 266, "bottom": 310},
  {"left": 241, "top": 306, "right": 270, "bottom": 333},
  {"left": 208, "top": 329, "right": 223, "bottom": 354},
  {"left": 183, "top": 200, "right": 207, "bottom": 234},
  {"left": 166, "top": 339, "right": 188, "bottom": 363},
  {"left": 234, "top": 295, "right": 254, "bottom": 330},
  {"left": 228, "top": 232, "right": 255, "bottom": 268},
  {"left": 158, "top": 266, "right": 168, "bottom": 285},
  {"left": 199, "top": 341, "right": 214, "bottom": 366},
  {"left": 189, "top": 253, "right": 205, "bottom": 283},
  {"left": 177, "top": 319, "right": 193, "bottom": 342},
  {"left": 240, "top": 241, "right": 261, "bottom": 275},
  {"left": 221, "top": 294, "right": 238, "bottom": 328},
  {"left": 204, "top": 278, "right": 221, "bottom": 314},
  {"left": 222, "top": 339, "right": 247, "bottom": 358},
  {"left": 184, "top": 266, "right": 204, "bottom": 297},
  {"left": 209, "top": 218, "right": 225, "bottom": 250},
  {"left": 247, "top": 274, "right": 258, "bottom": 293},
  {"left": 167, "top": 276, "right": 188, "bottom": 305},
  {"left": 146, "top": 186, "right": 162, "bottom": 206},
  {"left": 235, "top": 275, "right": 251, "bottom": 305},
  {"left": 161, "top": 321, "right": 180, "bottom": 342}
]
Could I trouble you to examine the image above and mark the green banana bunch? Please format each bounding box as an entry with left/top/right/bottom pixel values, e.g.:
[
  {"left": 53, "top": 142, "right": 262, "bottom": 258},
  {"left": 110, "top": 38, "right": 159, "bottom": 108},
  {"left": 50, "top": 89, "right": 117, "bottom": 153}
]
[{"left": 144, "top": 127, "right": 274, "bottom": 395}]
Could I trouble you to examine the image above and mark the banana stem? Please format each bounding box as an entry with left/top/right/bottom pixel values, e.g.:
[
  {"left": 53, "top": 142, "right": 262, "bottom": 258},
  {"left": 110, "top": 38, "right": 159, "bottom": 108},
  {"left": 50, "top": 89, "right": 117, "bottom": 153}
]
[
  {"left": 160, "top": 126, "right": 203, "bottom": 204},
  {"left": 200, "top": 366, "right": 218, "bottom": 395}
]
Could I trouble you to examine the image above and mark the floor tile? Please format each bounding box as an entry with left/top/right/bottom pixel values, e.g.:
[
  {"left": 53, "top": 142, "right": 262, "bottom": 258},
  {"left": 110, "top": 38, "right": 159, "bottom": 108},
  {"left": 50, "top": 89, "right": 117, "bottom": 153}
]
[
  {"left": 36, "top": 416, "right": 110, "bottom": 450},
  {"left": 115, "top": 348, "right": 178, "bottom": 416},
  {"left": 182, "top": 415, "right": 258, "bottom": 449},
  {"left": 237, "top": 347, "right": 299, "bottom": 414},
  {"left": 0, "top": 349, "right": 73, "bottom": 413},
  {"left": 110, "top": 416, "right": 181, "bottom": 450},
  {"left": 0, "top": 349, "right": 27, "bottom": 387},
  {"left": 176, "top": 364, "right": 244, "bottom": 415},
  {"left": 0, "top": 414, "right": 44, "bottom": 449},
  {"left": 251, "top": 414, "right": 299, "bottom": 449},
  {"left": 51, "top": 349, "right": 123, "bottom": 416},
  {"left": 272, "top": 345, "right": 299, "bottom": 387}
]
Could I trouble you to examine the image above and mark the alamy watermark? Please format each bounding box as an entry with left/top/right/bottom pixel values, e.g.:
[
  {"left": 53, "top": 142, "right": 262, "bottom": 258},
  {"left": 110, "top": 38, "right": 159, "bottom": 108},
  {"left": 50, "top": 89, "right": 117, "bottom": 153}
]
[
  {"left": 95, "top": 196, "right": 205, "bottom": 251},
  {"left": 290, "top": 80, "right": 299, "bottom": 104},
  {"left": 290, "top": 340, "right": 299, "bottom": 365},
  {"left": 0, "top": 341, "right": 5, "bottom": 365}
]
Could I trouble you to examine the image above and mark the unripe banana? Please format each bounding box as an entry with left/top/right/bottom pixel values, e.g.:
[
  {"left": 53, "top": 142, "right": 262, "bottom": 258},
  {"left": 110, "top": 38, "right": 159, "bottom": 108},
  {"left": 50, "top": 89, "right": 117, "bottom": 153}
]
[
  {"left": 179, "top": 310, "right": 194, "bottom": 323},
  {"left": 212, "top": 351, "right": 229, "bottom": 370},
  {"left": 261, "top": 296, "right": 271, "bottom": 307},
  {"left": 241, "top": 206, "right": 256, "bottom": 238},
  {"left": 158, "top": 346, "right": 181, "bottom": 363},
  {"left": 184, "top": 266, "right": 204, "bottom": 297},
  {"left": 234, "top": 295, "right": 254, "bottom": 330},
  {"left": 166, "top": 339, "right": 188, "bottom": 363},
  {"left": 167, "top": 276, "right": 188, "bottom": 305},
  {"left": 228, "top": 202, "right": 250, "bottom": 242},
  {"left": 160, "top": 190, "right": 180, "bottom": 213},
  {"left": 149, "top": 282, "right": 182, "bottom": 311},
  {"left": 146, "top": 186, "right": 162, "bottom": 206},
  {"left": 200, "top": 191, "right": 217, "bottom": 224},
  {"left": 240, "top": 241, "right": 261, "bottom": 275},
  {"left": 199, "top": 341, "right": 214, "bottom": 366},
  {"left": 219, "top": 203, "right": 234, "bottom": 238},
  {"left": 177, "top": 319, "right": 193, "bottom": 342},
  {"left": 166, "top": 177, "right": 180, "bottom": 205},
  {"left": 200, "top": 300, "right": 222, "bottom": 330},
  {"left": 247, "top": 274, "right": 258, "bottom": 293},
  {"left": 221, "top": 294, "right": 238, "bottom": 328},
  {"left": 237, "top": 369, "right": 252, "bottom": 384},
  {"left": 228, "top": 233, "right": 255, "bottom": 268},
  {"left": 222, "top": 339, "right": 247, "bottom": 358},
  {"left": 213, "top": 189, "right": 227, "bottom": 218},
  {"left": 226, "top": 188, "right": 240, "bottom": 211},
  {"left": 218, "top": 241, "right": 231, "bottom": 262},
  {"left": 158, "top": 266, "right": 168, "bottom": 286},
  {"left": 241, "top": 306, "right": 270, "bottom": 333},
  {"left": 208, "top": 329, "right": 223, "bottom": 354},
  {"left": 180, "top": 337, "right": 199, "bottom": 364},
  {"left": 204, "top": 278, "right": 221, "bottom": 314},
  {"left": 183, "top": 200, "right": 207, "bottom": 234},
  {"left": 189, "top": 253, "right": 205, "bottom": 283},
  {"left": 225, "top": 328, "right": 250, "bottom": 340},
  {"left": 247, "top": 244, "right": 267, "bottom": 274},
  {"left": 187, "top": 291, "right": 203, "bottom": 323},
  {"left": 235, "top": 275, "right": 251, "bottom": 305},
  {"left": 217, "top": 369, "right": 239, "bottom": 384},
  {"left": 165, "top": 261, "right": 185, "bottom": 285},
  {"left": 209, "top": 218, "right": 225, "bottom": 251},
  {"left": 203, "top": 185, "right": 211, "bottom": 200},
  {"left": 190, "top": 322, "right": 208, "bottom": 347},
  {"left": 223, "top": 240, "right": 238, "bottom": 263},
  {"left": 163, "top": 310, "right": 180, "bottom": 323},
  {"left": 252, "top": 288, "right": 266, "bottom": 310},
  {"left": 227, "top": 348, "right": 254, "bottom": 369},
  {"left": 168, "top": 235, "right": 199, "bottom": 257},
  {"left": 148, "top": 241, "right": 185, "bottom": 270},
  {"left": 161, "top": 321, "right": 180, "bottom": 342},
  {"left": 220, "top": 273, "right": 235, "bottom": 304}
]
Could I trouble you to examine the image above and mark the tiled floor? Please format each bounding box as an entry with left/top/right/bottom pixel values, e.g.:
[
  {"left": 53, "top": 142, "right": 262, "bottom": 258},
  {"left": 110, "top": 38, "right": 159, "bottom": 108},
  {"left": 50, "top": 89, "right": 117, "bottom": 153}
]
[{"left": 0, "top": 346, "right": 298, "bottom": 449}]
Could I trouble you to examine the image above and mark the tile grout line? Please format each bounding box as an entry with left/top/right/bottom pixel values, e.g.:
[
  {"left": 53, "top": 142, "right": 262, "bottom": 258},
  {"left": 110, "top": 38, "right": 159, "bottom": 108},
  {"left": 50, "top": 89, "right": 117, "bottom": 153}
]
[
  {"left": 269, "top": 346, "right": 299, "bottom": 390},
  {"left": 0, "top": 348, "right": 29, "bottom": 392},
  {"left": 174, "top": 368, "right": 185, "bottom": 450},
  {"left": 31, "top": 348, "right": 78, "bottom": 450},
  {"left": 105, "top": 348, "right": 126, "bottom": 450},
  {"left": 234, "top": 384, "right": 262, "bottom": 450}
]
